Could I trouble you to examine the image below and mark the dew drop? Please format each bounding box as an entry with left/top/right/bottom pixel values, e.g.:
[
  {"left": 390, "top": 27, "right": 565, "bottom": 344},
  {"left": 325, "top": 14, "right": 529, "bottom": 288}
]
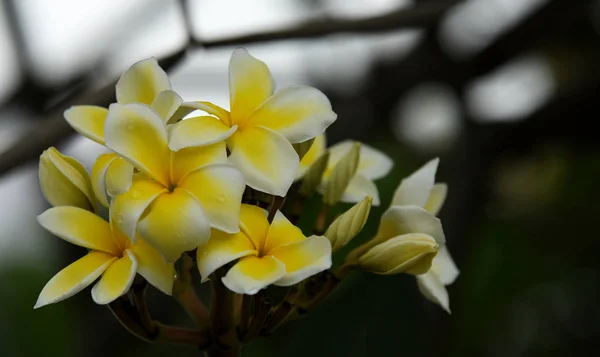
[{"left": 216, "top": 194, "right": 226, "bottom": 203}]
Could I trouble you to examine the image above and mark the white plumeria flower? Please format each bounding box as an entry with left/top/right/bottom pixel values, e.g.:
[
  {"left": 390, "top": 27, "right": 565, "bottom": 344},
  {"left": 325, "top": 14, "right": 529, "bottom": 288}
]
[
  {"left": 319, "top": 140, "right": 393, "bottom": 206},
  {"left": 390, "top": 158, "right": 459, "bottom": 313},
  {"left": 170, "top": 48, "right": 338, "bottom": 197}
]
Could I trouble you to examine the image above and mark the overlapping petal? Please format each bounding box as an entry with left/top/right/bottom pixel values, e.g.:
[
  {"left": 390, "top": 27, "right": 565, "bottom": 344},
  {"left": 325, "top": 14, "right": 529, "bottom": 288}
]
[
  {"left": 105, "top": 157, "right": 134, "bottom": 197},
  {"left": 173, "top": 101, "right": 231, "bottom": 126},
  {"left": 169, "top": 142, "right": 228, "bottom": 183},
  {"left": 417, "top": 271, "right": 450, "bottom": 313},
  {"left": 91, "top": 153, "right": 117, "bottom": 208},
  {"left": 196, "top": 229, "right": 257, "bottom": 281},
  {"left": 229, "top": 48, "right": 274, "bottom": 126},
  {"left": 104, "top": 103, "right": 170, "bottom": 186},
  {"left": 247, "top": 86, "right": 336, "bottom": 143},
  {"left": 34, "top": 251, "right": 116, "bottom": 309},
  {"left": 328, "top": 141, "right": 393, "bottom": 180},
  {"left": 130, "top": 239, "right": 175, "bottom": 295},
  {"left": 91, "top": 250, "right": 138, "bottom": 304},
  {"left": 178, "top": 165, "right": 245, "bottom": 234},
  {"left": 423, "top": 183, "right": 447, "bottom": 216},
  {"left": 263, "top": 211, "right": 305, "bottom": 254},
  {"left": 151, "top": 90, "right": 182, "bottom": 122},
  {"left": 137, "top": 189, "right": 210, "bottom": 263},
  {"left": 221, "top": 255, "right": 285, "bottom": 295},
  {"left": 269, "top": 236, "right": 332, "bottom": 286},
  {"left": 238, "top": 204, "right": 269, "bottom": 250},
  {"left": 391, "top": 158, "right": 439, "bottom": 208},
  {"left": 431, "top": 246, "right": 459, "bottom": 285},
  {"left": 39, "top": 147, "right": 94, "bottom": 211},
  {"left": 340, "top": 174, "right": 380, "bottom": 206},
  {"left": 116, "top": 58, "right": 171, "bottom": 105},
  {"left": 168, "top": 116, "right": 237, "bottom": 151},
  {"left": 64, "top": 106, "right": 108, "bottom": 145},
  {"left": 228, "top": 127, "right": 298, "bottom": 196},
  {"left": 297, "top": 134, "right": 326, "bottom": 179},
  {"left": 110, "top": 179, "right": 167, "bottom": 241},
  {"left": 37, "top": 207, "right": 120, "bottom": 254},
  {"left": 375, "top": 206, "right": 446, "bottom": 245}
]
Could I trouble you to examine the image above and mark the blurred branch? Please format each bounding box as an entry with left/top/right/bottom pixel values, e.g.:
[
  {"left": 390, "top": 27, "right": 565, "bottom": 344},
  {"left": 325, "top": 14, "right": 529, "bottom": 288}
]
[
  {"left": 199, "top": 2, "right": 459, "bottom": 48},
  {"left": 0, "top": 2, "right": 458, "bottom": 176}
]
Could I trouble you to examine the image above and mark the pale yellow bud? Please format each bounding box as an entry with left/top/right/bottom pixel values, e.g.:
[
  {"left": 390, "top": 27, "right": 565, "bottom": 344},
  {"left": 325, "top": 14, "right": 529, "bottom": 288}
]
[
  {"left": 325, "top": 196, "right": 372, "bottom": 252},
  {"left": 39, "top": 147, "right": 95, "bottom": 211},
  {"left": 293, "top": 137, "right": 316, "bottom": 161},
  {"left": 358, "top": 233, "right": 438, "bottom": 275},
  {"left": 323, "top": 142, "right": 360, "bottom": 205},
  {"left": 299, "top": 151, "right": 330, "bottom": 197}
]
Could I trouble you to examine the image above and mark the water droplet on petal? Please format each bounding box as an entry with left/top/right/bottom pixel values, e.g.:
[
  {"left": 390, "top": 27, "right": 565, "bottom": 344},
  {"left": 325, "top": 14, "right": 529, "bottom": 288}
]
[{"left": 216, "top": 194, "right": 226, "bottom": 203}]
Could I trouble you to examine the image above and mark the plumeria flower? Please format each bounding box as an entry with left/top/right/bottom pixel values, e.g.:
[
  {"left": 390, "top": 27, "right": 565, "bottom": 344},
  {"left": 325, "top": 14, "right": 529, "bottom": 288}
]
[
  {"left": 318, "top": 141, "right": 393, "bottom": 206},
  {"left": 389, "top": 158, "right": 459, "bottom": 313},
  {"left": 197, "top": 204, "right": 332, "bottom": 295},
  {"left": 295, "top": 134, "right": 326, "bottom": 180},
  {"left": 35, "top": 206, "right": 174, "bottom": 308},
  {"left": 104, "top": 103, "right": 246, "bottom": 263},
  {"left": 63, "top": 58, "right": 184, "bottom": 200},
  {"left": 169, "top": 48, "right": 337, "bottom": 196}
]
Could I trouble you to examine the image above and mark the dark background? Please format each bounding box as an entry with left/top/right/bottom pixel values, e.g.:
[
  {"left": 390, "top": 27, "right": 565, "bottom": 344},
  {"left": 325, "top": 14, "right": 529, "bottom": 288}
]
[{"left": 1, "top": 0, "right": 599, "bottom": 356}]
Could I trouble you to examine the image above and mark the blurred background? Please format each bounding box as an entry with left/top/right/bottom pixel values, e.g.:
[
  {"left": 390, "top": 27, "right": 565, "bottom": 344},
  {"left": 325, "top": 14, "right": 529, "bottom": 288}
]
[{"left": 1, "top": 0, "right": 599, "bottom": 356}]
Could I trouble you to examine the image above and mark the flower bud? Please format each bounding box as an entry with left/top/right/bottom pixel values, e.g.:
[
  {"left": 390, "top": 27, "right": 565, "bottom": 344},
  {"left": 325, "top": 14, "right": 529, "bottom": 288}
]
[
  {"left": 358, "top": 233, "right": 438, "bottom": 275},
  {"left": 323, "top": 142, "right": 360, "bottom": 205},
  {"left": 325, "top": 196, "right": 372, "bottom": 252},
  {"left": 39, "top": 147, "right": 95, "bottom": 211},
  {"left": 299, "top": 151, "right": 329, "bottom": 197}
]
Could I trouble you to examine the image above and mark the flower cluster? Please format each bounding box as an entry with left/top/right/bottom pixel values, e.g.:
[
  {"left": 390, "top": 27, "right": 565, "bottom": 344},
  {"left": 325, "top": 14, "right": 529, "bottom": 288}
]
[{"left": 34, "top": 48, "right": 459, "bottom": 353}]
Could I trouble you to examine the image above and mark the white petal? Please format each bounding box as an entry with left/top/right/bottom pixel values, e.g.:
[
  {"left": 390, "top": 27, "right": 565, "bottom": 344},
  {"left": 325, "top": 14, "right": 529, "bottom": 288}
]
[
  {"left": 221, "top": 256, "right": 286, "bottom": 295},
  {"left": 377, "top": 205, "right": 445, "bottom": 245},
  {"left": 391, "top": 158, "right": 439, "bottom": 208},
  {"left": 270, "top": 236, "right": 332, "bottom": 286},
  {"left": 196, "top": 229, "right": 257, "bottom": 282},
  {"left": 130, "top": 239, "right": 176, "bottom": 295},
  {"left": 167, "top": 116, "right": 237, "bottom": 151},
  {"left": 431, "top": 245, "right": 459, "bottom": 285},
  {"left": 417, "top": 271, "right": 451, "bottom": 313},
  {"left": 424, "top": 183, "right": 447, "bottom": 216},
  {"left": 152, "top": 90, "right": 183, "bottom": 122},
  {"left": 340, "top": 174, "right": 381, "bottom": 206}
]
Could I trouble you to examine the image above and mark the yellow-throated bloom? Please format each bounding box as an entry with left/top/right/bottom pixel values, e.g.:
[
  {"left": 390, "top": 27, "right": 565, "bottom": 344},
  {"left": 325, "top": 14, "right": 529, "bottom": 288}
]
[
  {"left": 390, "top": 158, "right": 459, "bottom": 313},
  {"left": 63, "top": 58, "right": 184, "bottom": 201},
  {"left": 35, "top": 206, "right": 174, "bottom": 308},
  {"left": 317, "top": 140, "right": 393, "bottom": 206},
  {"left": 104, "top": 103, "right": 245, "bottom": 262},
  {"left": 169, "top": 48, "right": 337, "bottom": 196},
  {"left": 197, "top": 204, "right": 332, "bottom": 295}
]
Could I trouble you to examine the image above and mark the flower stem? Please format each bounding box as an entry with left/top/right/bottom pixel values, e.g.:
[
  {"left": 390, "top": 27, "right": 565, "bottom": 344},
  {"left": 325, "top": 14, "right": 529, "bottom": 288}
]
[
  {"left": 314, "top": 204, "right": 330, "bottom": 235},
  {"left": 210, "top": 270, "right": 240, "bottom": 351},
  {"left": 174, "top": 254, "right": 210, "bottom": 329},
  {"left": 240, "top": 294, "right": 272, "bottom": 342}
]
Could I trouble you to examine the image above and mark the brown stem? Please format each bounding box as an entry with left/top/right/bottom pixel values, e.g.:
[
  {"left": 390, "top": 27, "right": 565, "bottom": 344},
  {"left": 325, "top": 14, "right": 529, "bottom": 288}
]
[
  {"left": 174, "top": 254, "right": 210, "bottom": 328},
  {"left": 240, "top": 295, "right": 272, "bottom": 343},
  {"left": 314, "top": 204, "right": 331, "bottom": 235},
  {"left": 130, "top": 277, "right": 158, "bottom": 335},
  {"left": 210, "top": 271, "right": 240, "bottom": 350},
  {"left": 155, "top": 323, "right": 210, "bottom": 347}
]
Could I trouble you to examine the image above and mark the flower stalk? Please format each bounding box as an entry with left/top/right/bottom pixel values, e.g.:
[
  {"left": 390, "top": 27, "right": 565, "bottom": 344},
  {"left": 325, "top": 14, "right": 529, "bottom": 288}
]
[{"left": 174, "top": 254, "right": 210, "bottom": 329}]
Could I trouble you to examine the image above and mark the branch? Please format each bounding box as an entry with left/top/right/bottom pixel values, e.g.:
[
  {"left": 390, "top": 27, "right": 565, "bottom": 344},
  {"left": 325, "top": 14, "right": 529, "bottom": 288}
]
[{"left": 199, "top": 2, "right": 458, "bottom": 48}]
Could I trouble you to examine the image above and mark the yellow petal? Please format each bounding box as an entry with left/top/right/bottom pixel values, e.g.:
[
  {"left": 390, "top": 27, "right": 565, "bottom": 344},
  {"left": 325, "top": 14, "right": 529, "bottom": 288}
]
[
  {"left": 358, "top": 233, "right": 438, "bottom": 275},
  {"left": 110, "top": 179, "right": 167, "bottom": 241},
  {"left": 91, "top": 153, "right": 118, "bottom": 208},
  {"left": 172, "top": 101, "right": 232, "bottom": 126},
  {"left": 263, "top": 211, "right": 305, "bottom": 254},
  {"left": 106, "top": 156, "right": 134, "bottom": 197},
  {"left": 63, "top": 106, "right": 108, "bottom": 145},
  {"left": 169, "top": 142, "right": 228, "bottom": 183},
  {"left": 104, "top": 103, "right": 171, "bottom": 186},
  {"left": 297, "top": 134, "right": 326, "bottom": 180},
  {"left": 39, "top": 147, "right": 94, "bottom": 211},
  {"left": 391, "top": 158, "right": 439, "bottom": 208},
  {"left": 238, "top": 204, "right": 269, "bottom": 251},
  {"left": 137, "top": 189, "right": 211, "bottom": 263},
  {"left": 178, "top": 165, "right": 245, "bottom": 234},
  {"left": 168, "top": 116, "right": 237, "bottom": 151},
  {"left": 151, "top": 89, "right": 182, "bottom": 122},
  {"left": 91, "top": 250, "right": 138, "bottom": 304},
  {"left": 375, "top": 206, "right": 446, "bottom": 245},
  {"left": 228, "top": 127, "right": 298, "bottom": 196},
  {"left": 221, "top": 255, "right": 285, "bottom": 295},
  {"left": 340, "top": 174, "right": 380, "bottom": 206},
  {"left": 229, "top": 48, "right": 274, "bottom": 126},
  {"left": 269, "top": 235, "right": 332, "bottom": 286},
  {"left": 196, "top": 229, "right": 257, "bottom": 281},
  {"left": 247, "top": 86, "right": 336, "bottom": 143},
  {"left": 116, "top": 58, "right": 171, "bottom": 105},
  {"left": 424, "top": 183, "right": 447, "bottom": 216},
  {"left": 34, "top": 251, "right": 116, "bottom": 308},
  {"left": 130, "top": 239, "right": 175, "bottom": 295},
  {"left": 417, "top": 271, "right": 450, "bottom": 313},
  {"left": 37, "top": 207, "right": 120, "bottom": 255}
]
